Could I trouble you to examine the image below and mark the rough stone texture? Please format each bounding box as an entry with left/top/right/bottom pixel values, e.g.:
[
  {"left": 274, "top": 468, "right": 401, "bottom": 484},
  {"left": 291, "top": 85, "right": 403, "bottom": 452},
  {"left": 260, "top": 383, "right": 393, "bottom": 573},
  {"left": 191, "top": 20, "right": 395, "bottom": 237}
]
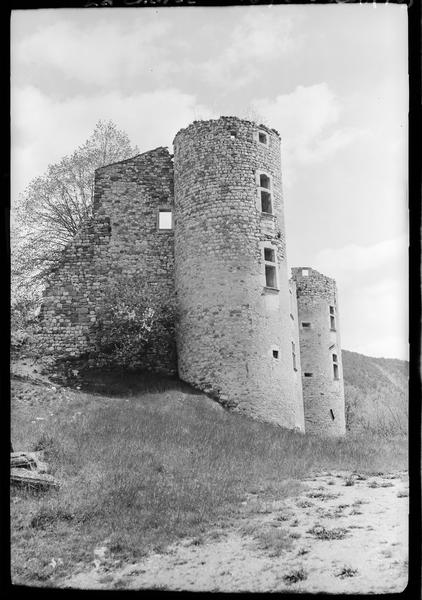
[
  {"left": 173, "top": 117, "right": 304, "bottom": 429},
  {"left": 38, "top": 147, "right": 176, "bottom": 374},
  {"left": 291, "top": 267, "right": 346, "bottom": 435},
  {"left": 38, "top": 116, "right": 345, "bottom": 435}
]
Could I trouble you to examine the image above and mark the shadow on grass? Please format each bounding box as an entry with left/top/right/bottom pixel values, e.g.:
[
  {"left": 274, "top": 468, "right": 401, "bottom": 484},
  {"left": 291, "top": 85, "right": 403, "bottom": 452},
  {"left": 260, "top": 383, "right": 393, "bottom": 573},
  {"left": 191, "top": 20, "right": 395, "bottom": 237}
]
[{"left": 76, "top": 368, "right": 198, "bottom": 397}]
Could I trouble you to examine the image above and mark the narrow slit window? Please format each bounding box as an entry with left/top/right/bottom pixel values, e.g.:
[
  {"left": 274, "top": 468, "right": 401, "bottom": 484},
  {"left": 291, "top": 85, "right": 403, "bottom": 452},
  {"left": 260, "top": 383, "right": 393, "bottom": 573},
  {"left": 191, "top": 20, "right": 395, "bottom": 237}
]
[
  {"left": 330, "top": 315, "right": 336, "bottom": 330},
  {"left": 333, "top": 363, "right": 339, "bottom": 380},
  {"left": 330, "top": 409, "right": 335, "bottom": 421},
  {"left": 158, "top": 209, "right": 172, "bottom": 230},
  {"left": 329, "top": 305, "right": 335, "bottom": 315},
  {"left": 304, "top": 372, "right": 313, "bottom": 377},
  {"left": 272, "top": 350, "right": 279, "bottom": 359},
  {"left": 332, "top": 354, "right": 338, "bottom": 363}
]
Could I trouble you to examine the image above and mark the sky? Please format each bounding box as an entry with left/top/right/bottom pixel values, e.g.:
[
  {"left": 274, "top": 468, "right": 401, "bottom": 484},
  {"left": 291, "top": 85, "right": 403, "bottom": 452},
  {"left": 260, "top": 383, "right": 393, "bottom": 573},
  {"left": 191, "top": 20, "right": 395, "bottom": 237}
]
[{"left": 11, "top": 5, "right": 408, "bottom": 360}]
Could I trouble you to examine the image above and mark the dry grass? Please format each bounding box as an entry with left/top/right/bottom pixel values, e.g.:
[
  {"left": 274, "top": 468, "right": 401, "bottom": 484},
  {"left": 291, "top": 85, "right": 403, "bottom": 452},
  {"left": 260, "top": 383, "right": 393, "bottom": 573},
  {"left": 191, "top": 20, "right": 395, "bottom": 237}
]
[{"left": 11, "top": 371, "right": 407, "bottom": 584}]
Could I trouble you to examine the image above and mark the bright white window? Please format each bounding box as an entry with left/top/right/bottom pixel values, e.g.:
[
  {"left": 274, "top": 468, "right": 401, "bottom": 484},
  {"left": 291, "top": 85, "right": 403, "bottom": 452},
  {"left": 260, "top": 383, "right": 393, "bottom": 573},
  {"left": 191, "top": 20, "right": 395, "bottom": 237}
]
[
  {"left": 158, "top": 209, "right": 172, "bottom": 230},
  {"left": 302, "top": 268, "right": 309, "bottom": 277}
]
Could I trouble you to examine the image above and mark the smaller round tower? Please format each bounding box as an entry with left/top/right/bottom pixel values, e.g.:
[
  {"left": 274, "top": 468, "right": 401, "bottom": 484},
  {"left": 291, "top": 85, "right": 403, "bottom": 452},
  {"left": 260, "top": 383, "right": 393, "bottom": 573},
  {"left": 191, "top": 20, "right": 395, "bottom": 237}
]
[{"left": 291, "top": 267, "right": 346, "bottom": 436}]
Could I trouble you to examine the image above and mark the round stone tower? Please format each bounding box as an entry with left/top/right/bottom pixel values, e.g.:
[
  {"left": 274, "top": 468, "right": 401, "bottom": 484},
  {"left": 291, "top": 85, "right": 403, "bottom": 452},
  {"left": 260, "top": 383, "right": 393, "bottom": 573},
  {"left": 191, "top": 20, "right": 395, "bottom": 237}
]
[
  {"left": 173, "top": 117, "right": 304, "bottom": 430},
  {"left": 291, "top": 267, "right": 346, "bottom": 436}
]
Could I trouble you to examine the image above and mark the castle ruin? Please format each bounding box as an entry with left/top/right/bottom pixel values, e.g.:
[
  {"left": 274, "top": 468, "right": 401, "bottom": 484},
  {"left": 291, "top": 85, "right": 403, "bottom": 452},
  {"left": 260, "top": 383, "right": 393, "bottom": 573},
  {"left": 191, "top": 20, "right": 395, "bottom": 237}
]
[{"left": 38, "top": 116, "right": 346, "bottom": 436}]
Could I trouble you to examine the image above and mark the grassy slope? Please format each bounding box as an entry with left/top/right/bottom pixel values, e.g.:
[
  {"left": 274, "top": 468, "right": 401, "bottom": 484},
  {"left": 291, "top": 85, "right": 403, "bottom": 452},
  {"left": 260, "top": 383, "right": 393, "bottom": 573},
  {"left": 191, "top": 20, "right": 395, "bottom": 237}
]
[
  {"left": 11, "top": 369, "right": 407, "bottom": 585},
  {"left": 342, "top": 350, "right": 408, "bottom": 435}
]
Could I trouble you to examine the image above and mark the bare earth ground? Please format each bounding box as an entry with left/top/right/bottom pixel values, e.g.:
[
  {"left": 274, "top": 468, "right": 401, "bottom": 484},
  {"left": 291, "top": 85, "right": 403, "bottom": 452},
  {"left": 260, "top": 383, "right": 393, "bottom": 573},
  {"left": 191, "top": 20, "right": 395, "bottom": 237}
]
[{"left": 62, "top": 471, "right": 408, "bottom": 593}]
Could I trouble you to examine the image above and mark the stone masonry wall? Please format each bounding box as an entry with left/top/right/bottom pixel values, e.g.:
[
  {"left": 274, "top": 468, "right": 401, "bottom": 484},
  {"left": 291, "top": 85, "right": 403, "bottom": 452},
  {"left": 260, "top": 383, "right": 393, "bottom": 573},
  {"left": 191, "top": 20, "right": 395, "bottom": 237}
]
[
  {"left": 173, "top": 117, "right": 304, "bottom": 429},
  {"left": 38, "top": 147, "right": 176, "bottom": 374},
  {"left": 291, "top": 267, "right": 346, "bottom": 435}
]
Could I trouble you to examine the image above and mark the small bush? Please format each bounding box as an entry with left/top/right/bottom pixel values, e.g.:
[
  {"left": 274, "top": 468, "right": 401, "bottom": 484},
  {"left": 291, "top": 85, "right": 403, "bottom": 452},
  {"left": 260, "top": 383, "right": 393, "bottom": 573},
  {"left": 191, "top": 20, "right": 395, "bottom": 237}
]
[
  {"left": 283, "top": 567, "right": 308, "bottom": 584},
  {"left": 336, "top": 565, "right": 358, "bottom": 578},
  {"left": 307, "top": 525, "right": 348, "bottom": 540}
]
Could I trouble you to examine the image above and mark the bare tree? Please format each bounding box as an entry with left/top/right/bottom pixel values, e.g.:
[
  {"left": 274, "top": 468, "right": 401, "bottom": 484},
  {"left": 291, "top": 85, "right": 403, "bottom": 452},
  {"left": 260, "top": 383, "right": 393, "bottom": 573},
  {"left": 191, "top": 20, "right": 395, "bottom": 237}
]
[{"left": 12, "top": 120, "right": 139, "bottom": 327}]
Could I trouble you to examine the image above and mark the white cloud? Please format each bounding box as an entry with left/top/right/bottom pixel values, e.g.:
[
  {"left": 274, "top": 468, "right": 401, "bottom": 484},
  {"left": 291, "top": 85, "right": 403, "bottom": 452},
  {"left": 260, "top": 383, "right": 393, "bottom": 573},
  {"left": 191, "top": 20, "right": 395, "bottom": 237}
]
[
  {"left": 12, "top": 15, "right": 172, "bottom": 88},
  {"left": 314, "top": 235, "right": 408, "bottom": 281},
  {"left": 252, "top": 84, "right": 366, "bottom": 187},
  {"left": 313, "top": 236, "right": 408, "bottom": 360},
  {"left": 11, "top": 85, "right": 215, "bottom": 200},
  {"left": 200, "top": 9, "right": 302, "bottom": 88}
]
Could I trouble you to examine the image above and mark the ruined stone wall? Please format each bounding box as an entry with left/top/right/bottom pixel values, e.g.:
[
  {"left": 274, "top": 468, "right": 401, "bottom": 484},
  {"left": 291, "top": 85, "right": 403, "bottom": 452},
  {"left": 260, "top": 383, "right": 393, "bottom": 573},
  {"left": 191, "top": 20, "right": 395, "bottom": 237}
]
[
  {"left": 173, "top": 117, "right": 304, "bottom": 429},
  {"left": 291, "top": 267, "right": 346, "bottom": 435},
  {"left": 38, "top": 147, "right": 176, "bottom": 374}
]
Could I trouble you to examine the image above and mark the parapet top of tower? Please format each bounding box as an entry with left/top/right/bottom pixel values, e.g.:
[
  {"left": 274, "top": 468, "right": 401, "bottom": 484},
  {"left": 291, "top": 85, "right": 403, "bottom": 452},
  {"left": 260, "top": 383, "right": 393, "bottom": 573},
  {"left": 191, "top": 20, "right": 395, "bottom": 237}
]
[
  {"left": 291, "top": 267, "right": 338, "bottom": 300},
  {"left": 173, "top": 116, "right": 281, "bottom": 144}
]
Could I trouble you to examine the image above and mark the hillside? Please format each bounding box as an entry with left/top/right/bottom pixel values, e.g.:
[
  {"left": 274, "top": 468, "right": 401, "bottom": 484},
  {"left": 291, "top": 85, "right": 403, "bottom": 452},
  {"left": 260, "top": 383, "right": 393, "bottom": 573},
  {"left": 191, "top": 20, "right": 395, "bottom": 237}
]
[{"left": 342, "top": 350, "right": 408, "bottom": 435}]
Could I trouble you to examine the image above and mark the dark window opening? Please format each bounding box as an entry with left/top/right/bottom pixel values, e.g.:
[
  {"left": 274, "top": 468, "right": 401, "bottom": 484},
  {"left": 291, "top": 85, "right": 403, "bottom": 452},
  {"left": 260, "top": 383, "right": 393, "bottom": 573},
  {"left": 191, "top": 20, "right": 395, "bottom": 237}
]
[
  {"left": 158, "top": 209, "right": 172, "bottom": 230},
  {"left": 302, "top": 322, "right": 311, "bottom": 328},
  {"left": 258, "top": 131, "right": 268, "bottom": 144},
  {"left": 265, "top": 264, "right": 277, "bottom": 288},
  {"left": 304, "top": 372, "right": 313, "bottom": 377},
  {"left": 230, "top": 131, "right": 237, "bottom": 139},
  {"left": 332, "top": 354, "right": 338, "bottom": 362},
  {"left": 329, "top": 305, "right": 335, "bottom": 315},
  {"left": 329, "top": 344, "right": 335, "bottom": 350},
  {"left": 272, "top": 350, "right": 279, "bottom": 359},
  {"left": 333, "top": 363, "right": 339, "bottom": 380},
  {"left": 260, "top": 173, "right": 271, "bottom": 189},
  {"left": 260, "top": 190, "right": 272, "bottom": 213},
  {"left": 330, "top": 315, "right": 336, "bottom": 330},
  {"left": 330, "top": 409, "right": 335, "bottom": 420},
  {"left": 264, "top": 247, "right": 275, "bottom": 262}
]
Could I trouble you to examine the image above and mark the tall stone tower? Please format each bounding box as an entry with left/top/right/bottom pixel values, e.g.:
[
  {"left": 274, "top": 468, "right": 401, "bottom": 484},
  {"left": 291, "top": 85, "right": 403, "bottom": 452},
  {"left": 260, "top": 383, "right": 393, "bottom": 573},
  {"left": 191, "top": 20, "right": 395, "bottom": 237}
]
[
  {"left": 291, "top": 267, "right": 346, "bottom": 435},
  {"left": 173, "top": 117, "right": 304, "bottom": 430}
]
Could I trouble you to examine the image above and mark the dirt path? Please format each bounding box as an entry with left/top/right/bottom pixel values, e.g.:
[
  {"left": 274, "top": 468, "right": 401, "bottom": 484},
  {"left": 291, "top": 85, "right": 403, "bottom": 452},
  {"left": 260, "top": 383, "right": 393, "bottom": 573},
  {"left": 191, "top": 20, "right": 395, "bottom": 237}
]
[{"left": 62, "top": 470, "right": 408, "bottom": 593}]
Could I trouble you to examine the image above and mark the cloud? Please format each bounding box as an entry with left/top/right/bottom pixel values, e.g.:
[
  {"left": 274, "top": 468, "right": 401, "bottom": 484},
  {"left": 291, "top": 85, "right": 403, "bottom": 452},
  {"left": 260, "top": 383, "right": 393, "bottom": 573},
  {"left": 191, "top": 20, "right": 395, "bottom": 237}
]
[
  {"left": 11, "top": 85, "right": 215, "bottom": 200},
  {"left": 252, "top": 84, "right": 366, "bottom": 178},
  {"left": 313, "top": 236, "right": 408, "bottom": 360},
  {"left": 12, "top": 15, "right": 172, "bottom": 89},
  {"left": 314, "top": 235, "right": 408, "bottom": 281},
  {"left": 199, "top": 9, "right": 302, "bottom": 88}
]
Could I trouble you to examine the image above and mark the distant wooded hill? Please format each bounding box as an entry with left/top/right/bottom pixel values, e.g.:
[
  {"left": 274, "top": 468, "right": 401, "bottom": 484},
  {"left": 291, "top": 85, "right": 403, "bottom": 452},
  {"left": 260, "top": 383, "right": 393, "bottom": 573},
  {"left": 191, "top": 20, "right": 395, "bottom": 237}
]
[{"left": 342, "top": 349, "right": 408, "bottom": 435}]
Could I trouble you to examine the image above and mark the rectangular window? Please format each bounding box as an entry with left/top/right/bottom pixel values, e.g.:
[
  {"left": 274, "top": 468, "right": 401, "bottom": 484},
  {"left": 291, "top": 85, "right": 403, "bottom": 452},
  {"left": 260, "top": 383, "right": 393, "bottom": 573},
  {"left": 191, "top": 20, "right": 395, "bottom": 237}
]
[
  {"left": 263, "top": 245, "right": 278, "bottom": 289},
  {"left": 302, "top": 322, "right": 311, "bottom": 328},
  {"left": 258, "top": 131, "right": 268, "bottom": 145},
  {"left": 332, "top": 354, "right": 338, "bottom": 363},
  {"left": 265, "top": 265, "right": 277, "bottom": 288},
  {"left": 304, "top": 372, "right": 313, "bottom": 377},
  {"left": 329, "top": 305, "right": 335, "bottom": 315},
  {"left": 158, "top": 209, "right": 172, "bottom": 230},
  {"left": 302, "top": 269, "right": 309, "bottom": 277},
  {"left": 260, "top": 173, "right": 270, "bottom": 189},
  {"left": 273, "top": 349, "right": 279, "bottom": 359},
  {"left": 260, "top": 190, "right": 272, "bottom": 214},
  {"left": 264, "top": 248, "right": 275, "bottom": 262},
  {"left": 333, "top": 363, "right": 339, "bottom": 380},
  {"left": 330, "top": 409, "right": 335, "bottom": 420},
  {"left": 330, "top": 315, "right": 336, "bottom": 330}
]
